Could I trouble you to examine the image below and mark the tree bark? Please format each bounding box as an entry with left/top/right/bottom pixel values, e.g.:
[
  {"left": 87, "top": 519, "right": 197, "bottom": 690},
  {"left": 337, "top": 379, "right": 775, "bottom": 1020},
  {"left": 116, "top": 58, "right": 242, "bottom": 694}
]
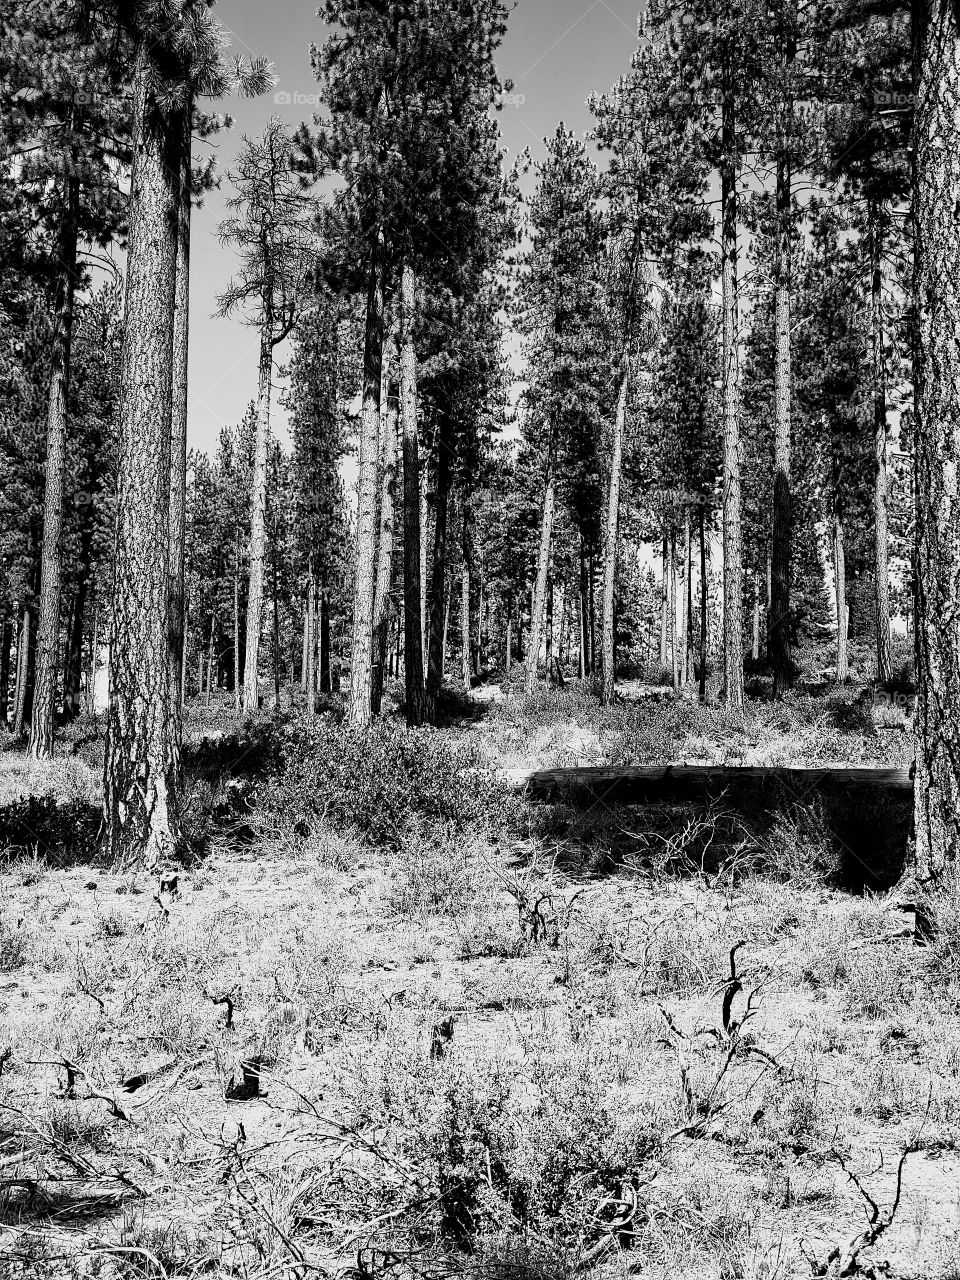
[
  {"left": 348, "top": 232, "right": 386, "bottom": 726},
  {"left": 427, "top": 415, "right": 453, "bottom": 702},
  {"left": 320, "top": 586, "right": 331, "bottom": 695},
  {"left": 770, "top": 130, "right": 793, "bottom": 698},
  {"left": 371, "top": 367, "right": 398, "bottom": 717},
  {"left": 0, "top": 620, "right": 11, "bottom": 728},
  {"left": 525, "top": 466, "right": 557, "bottom": 695},
  {"left": 63, "top": 575, "right": 88, "bottom": 723},
  {"left": 580, "top": 534, "right": 592, "bottom": 677},
  {"left": 668, "top": 527, "right": 678, "bottom": 689},
  {"left": 721, "top": 69, "right": 745, "bottom": 712},
  {"left": 168, "top": 102, "right": 191, "bottom": 745},
  {"left": 104, "top": 55, "right": 183, "bottom": 866},
  {"left": 306, "top": 566, "right": 317, "bottom": 716},
  {"left": 242, "top": 328, "right": 273, "bottom": 714},
  {"left": 699, "top": 505, "right": 708, "bottom": 703},
  {"left": 30, "top": 169, "right": 81, "bottom": 759},
  {"left": 912, "top": 0, "right": 960, "bottom": 879},
  {"left": 601, "top": 366, "right": 629, "bottom": 704},
  {"left": 834, "top": 510, "right": 848, "bottom": 684},
  {"left": 399, "top": 264, "right": 429, "bottom": 724},
  {"left": 461, "top": 497, "right": 472, "bottom": 693},
  {"left": 869, "top": 202, "right": 893, "bottom": 686}
]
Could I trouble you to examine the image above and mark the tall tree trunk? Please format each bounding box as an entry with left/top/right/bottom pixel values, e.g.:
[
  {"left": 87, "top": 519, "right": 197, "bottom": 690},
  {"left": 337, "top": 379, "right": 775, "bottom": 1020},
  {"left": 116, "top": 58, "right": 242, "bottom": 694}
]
[
  {"left": 371, "top": 370, "right": 398, "bottom": 717},
  {"left": 461, "top": 497, "right": 472, "bottom": 693},
  {"left": 301, "top": 594, "right": 309, "bottom": 692},
  {"left": 420, "top": 460, "right": 429, "bottom": 671},
  {"left": 271, "top": 555, "right": 281, "bottom": 710},
  {"left": 770, "top": 125, "right": 793, "bottom": 698},
  {"left": 242, "top": 327, "right": 274, "bottom": 714},
  {"left": 306, "top": 568, "right": 317, "bottom": 716},
  {"left": 525, "top": 466, "right": 557, "bottom": 695},
  {"left": 668, "top": 527, "right": 678, "bottom": 689},
  {"left": 684, "top": 511, "right": 693, "bottom": 686},
  {"left": 721, "top": 69, "right": 745, "bottom": 711},
  {"left": 205, "top": 618, "right": 214, "bottom": 707},
  {"left": 13, "top": 601, "right": 32, "bottom": 737},
  {"left": 505, "top": 595, "right": 513, "bottom": 680},
  {"left": 660, "top": 530, "right": 669, "bottom": 670},
  {"left": 30, "top": 169, "right": 80, "bottom": 759},
  {"left": 834, "top": 510, "right": 848, "bottom": 684},
  {"left": 0, "top": 620, "right": 11, "bottom": 728},
  {"left": 427, "top": 416, "right": 453, "bottom": 701},
  {"left": 63, "top": 576, "right": 88, "bottom": 722},
  {"left": 320, "top": 586, "right": 331, "bottom": 695},
  {"left": 104, "top": 57, "right": 182, "bottom": 866},
  {"left": 601, "top": 366, "right": 629, "bottom": 704},
  {"left": 912, "top": 0, "right": 960, "bottom": 878},
  {"left": 399, "top": 264, "right": 429, "bottom": 724},
  {"left": 580, "top": 534, "right": 592, "bottom": 677},
  {"left": 168, "top": 102, "right": 191, "bottom": 747},
  {"left": 349, "top": 232, "right": 386, "bottom": 726},
  {"left": 233, "top": 547, "right": 241, "bottom": 713},
  {"left": 870, "top": 202, "right": 893, "bottom": 686},
  {"left": 87, "top": 595, "right": 100, "bottom": 716},
  {"left": 699, "top": 505, "right": 708, "bottom": 704}
]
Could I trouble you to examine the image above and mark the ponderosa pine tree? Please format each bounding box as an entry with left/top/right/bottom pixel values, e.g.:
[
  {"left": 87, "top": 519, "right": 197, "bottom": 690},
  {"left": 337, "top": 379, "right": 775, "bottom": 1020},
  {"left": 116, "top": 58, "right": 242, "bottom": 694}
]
[
  {"left": 518, "top": 127, "right": 606, "bottom": 695},
  {"left": 3, "top": 2, "right": 129, "bottom": 758},
  {"left": 217, "top": 120, "right": 313, "bottom": 715},
  {"left": 105, "top": 0, "right": 268, "bottom": 864},
  {"left": 912, "top": 0, "right": 960, "bottom": 880}
]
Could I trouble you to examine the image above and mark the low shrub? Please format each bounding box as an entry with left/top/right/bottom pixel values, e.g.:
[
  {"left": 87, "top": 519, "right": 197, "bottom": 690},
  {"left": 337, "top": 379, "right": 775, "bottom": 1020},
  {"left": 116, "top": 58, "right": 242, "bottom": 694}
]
[{"left": 259, "top": 717, "right": 519, "bottom": 850}]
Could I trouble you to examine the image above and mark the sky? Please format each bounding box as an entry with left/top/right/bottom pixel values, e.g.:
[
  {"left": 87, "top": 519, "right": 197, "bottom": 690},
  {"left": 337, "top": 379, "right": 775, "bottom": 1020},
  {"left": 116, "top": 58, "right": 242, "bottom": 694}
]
[{"left": 182, "top": 0, "right": 645, "bottom": 455}]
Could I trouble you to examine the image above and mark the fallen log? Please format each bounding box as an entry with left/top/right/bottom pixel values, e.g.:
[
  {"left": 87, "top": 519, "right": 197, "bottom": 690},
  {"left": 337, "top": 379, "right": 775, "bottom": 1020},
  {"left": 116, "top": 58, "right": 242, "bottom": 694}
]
[
  {"left": 505, "top": 764, "right": 914, "bottom": 891},
  {"left": 505, "top": 764, "right": 913, "bottom": 805}
]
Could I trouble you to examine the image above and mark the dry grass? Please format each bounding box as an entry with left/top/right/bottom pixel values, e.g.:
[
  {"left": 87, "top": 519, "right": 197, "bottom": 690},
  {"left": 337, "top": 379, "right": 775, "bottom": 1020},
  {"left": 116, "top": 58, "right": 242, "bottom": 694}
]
[{"left": 0, "top": 690, "right": 955, "bottom": 1279}]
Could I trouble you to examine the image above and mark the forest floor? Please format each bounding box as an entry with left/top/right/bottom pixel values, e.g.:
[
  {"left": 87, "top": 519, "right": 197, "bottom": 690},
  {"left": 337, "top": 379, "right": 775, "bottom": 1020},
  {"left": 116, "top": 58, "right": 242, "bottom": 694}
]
[{"left": 3, "top": 673, "right": 960, "bottom": 1280}]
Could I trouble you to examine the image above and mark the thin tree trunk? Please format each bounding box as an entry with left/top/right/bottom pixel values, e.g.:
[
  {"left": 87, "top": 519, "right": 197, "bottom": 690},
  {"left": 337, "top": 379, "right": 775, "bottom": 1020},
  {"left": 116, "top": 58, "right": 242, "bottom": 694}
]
[
  {"left": 0, "top": 620, "right": 11, "bottom": 728},
  {"left": 30, "top": 167, "right": 80, "bottom": 759},
  {"left": 505, "top": 595, "right": 513, "bottom": 679},
  {"left": 441, "top": 576, "right": 452, "bottom": 680},
  {"left": 349, "top": 231, "right": 386, "bottom": 726},
  {"left": 233, "top": 550, "right": 241, "bottom": 713},
  {"left": 525, "top": 467, "right": 557, "bottom": 695},
  {"left": 870, "top": 202, "right": 893, "bottom": 686},
  {"left": 668, "top": 527, "right": 678, "bottom": 689},
  {"left": 420, "top": 460, "right": 429, "bottom": 670},
  {"left": 242, "top": 327, "right": 274, "bottom": 714},
  {"left": 306, "top": 569, "right": 317, "bottom": 716},
  {"left": 601, "top": 366, "right": 629, "bottom": 704},
  {"left": 301, "top": 594, "right": 309, "bottom": 692},
  {"left": 87, "top": 595, "right": 99, "bottom": 716},
  {"left": 580, "top": 534, "right": 592, "bottom": 677},
  {"left": 752, "top": 578, "right": 761, "bottom": 664},
  {"left": 770, "top": 29, "right": 794, "bottom": 700},
  {"left": 699, "top": 505, "right": 708, "bottom": 703},
  {"left": 834, "top": 512, "right": 848, "bottom": 684},
  {"left": 427, "top": 416, "right": 452, "bottom": 701},
  {"left": 206, "top": 617, "right": 215, "bottom": 707},
  {"left": 13, "top": 605, "right": 30, "bottom": 739},
  {"left": 320, "top": 587, "right": 331, "bottom": 695},
  {"left": 461, "top": 497, "right": 472, "bottom": 693},
  {"left": 371, "top": 368, "right": 398, "bottom": 717},
  {"left": 271, "top": 556, "right": 281, "bottom": 711},
  {"left": 64, "top": 577, "right": 88, "bottom": 723},
  {"left": 168, "top": 101, "right": 191, "bottom": 745},
  {"left": 399, "top": 264, "right": 429, "bottom": 724},
  {"left": 684, "top": 510, "right": 693, "bottom": 685},
  {"left": 104, "top": 54, "right": 183, "bottom": 866},
  {"left": 660, "top": 530, "right": 669, "bottom": 670},
  {"left": 911, "top": 0, "right": 960, "bottom": 877},
  {"left": 721, "top": 67, "right": 745, "bottom": 712}
]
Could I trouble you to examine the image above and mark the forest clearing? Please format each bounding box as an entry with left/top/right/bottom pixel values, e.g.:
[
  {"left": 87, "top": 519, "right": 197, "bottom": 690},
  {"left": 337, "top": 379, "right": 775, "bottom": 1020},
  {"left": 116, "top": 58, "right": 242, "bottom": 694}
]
[{"left": 5, "top": 0, "right": 960, "bottom": 1275}]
